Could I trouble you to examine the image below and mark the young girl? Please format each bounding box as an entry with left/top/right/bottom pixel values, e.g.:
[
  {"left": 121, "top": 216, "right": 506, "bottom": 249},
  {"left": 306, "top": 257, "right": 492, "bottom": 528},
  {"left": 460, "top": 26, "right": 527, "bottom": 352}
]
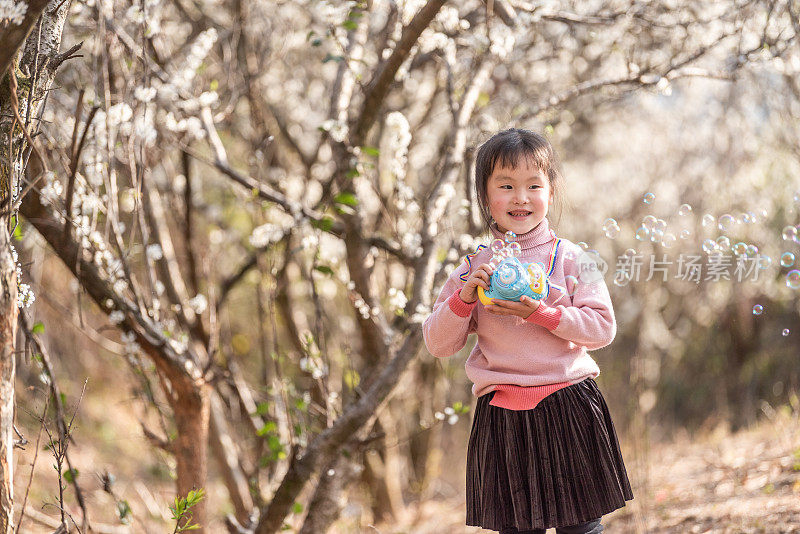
[{"left": 423, "top": 129, "right": 633, "bottom": 534}]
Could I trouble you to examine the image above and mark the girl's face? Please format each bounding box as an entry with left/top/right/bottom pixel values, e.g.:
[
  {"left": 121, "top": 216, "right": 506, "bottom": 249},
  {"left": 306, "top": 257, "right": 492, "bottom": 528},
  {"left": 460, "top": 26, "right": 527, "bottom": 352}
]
[{"left": 486, "top": 159, "right": 553, "bottom": 235}]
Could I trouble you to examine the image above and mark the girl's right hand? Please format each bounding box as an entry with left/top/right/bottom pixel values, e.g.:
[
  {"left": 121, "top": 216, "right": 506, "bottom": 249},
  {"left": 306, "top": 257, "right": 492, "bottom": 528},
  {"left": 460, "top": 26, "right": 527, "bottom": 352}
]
[{"left": 459, "top": 264, "right": 494, "bottom": 304}]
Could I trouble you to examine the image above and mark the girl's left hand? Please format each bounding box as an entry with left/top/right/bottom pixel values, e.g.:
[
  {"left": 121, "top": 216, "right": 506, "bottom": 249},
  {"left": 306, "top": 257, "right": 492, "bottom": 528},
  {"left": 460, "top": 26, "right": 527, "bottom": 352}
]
[{"left": 485, "top": 295, "right": 541, "bottom": 319}]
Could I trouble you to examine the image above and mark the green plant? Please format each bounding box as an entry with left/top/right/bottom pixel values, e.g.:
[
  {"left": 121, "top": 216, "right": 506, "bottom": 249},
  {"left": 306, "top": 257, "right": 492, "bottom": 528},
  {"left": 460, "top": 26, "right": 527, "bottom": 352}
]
[{"left": 169, "top": 488, "right": 205, "bottom": 533}]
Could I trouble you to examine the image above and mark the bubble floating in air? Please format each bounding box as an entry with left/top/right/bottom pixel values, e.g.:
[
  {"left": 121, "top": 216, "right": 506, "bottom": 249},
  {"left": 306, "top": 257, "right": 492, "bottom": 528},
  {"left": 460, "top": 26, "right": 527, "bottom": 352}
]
[
  {"left": 678, "top": 204, "right": 692, "bottom": 216},
  {"left": 782, "top": 328, "right": 791, "bottom": 336},
  {"left": 718, "top": 214, "right": 735, "bottom": 232},
  {"left": 702, "top": 214, "right": 715, "bottom": 228},
  {"left": 643, "top": 192, "right": 655, "bottom": 205},
  {"left": 787, "top": 270, "right": 800, "bottom": 290},
  {"left": 780, "top": 252, "right": 795, "bottom": 268},
  {"left": 752, "top": 304, "right": 763, "bottom": 316}
]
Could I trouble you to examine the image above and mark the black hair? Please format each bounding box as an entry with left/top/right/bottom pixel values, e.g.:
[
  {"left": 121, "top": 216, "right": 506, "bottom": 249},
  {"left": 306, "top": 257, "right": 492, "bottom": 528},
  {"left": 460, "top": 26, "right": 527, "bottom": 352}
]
[{"left": 474, "top": 128, "right": 565, "bottom": 232}]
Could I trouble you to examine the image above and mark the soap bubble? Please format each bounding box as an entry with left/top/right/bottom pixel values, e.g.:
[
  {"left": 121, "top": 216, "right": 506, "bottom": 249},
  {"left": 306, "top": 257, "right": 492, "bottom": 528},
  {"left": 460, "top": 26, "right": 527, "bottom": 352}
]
[
  {"left": 577, "top": 241, "right": 589, "bottom": 250},
  {"left": 624, "top": 248, "right": 637, "bottom": 258},
  {"left": 746, "top": 244, "right": 758, "bottom": 257},
  {"left": 507, "top": 242, "right": 522, "bottom": 256},
  {"left": 650, "top": 229, "right": 664, "bottom": 243},
  {"left": 782, "top": 328, "right": 791, "bottom": 336},
  {"left": 718, "top": 214, "right": 735, "bottom": 232},
  {"left": 759, "top": 255, "right": 772, "bottom": 269},
  {"left": 642, "top": 215, "right": 658, "bottom": 230},
  {"left": 613, "top": 271, "right": 632, "bottom": 286},
  {"left": 564, "top": 275, "right": 579, "bottom": 295},
  {"left": 491, "top": 239, "right": 505, "bottom": 254},
  {"left": 746, "top": 211, "right": 758, "bottom": 223},
  {"left": 702, "top": 239, "right": 717, "bottom": 254},
  {"left": 781, "top": 252, "right": 795, "bottom": 268},
  {"left": 635, "top": 227, "right": 649, "bottom": 241},
  {"left": 752, "top": 304, "right": 763, "bottom": 316},
  {"left": 680, "top": 229, "right": 692, "bottom": 240},
  {"left": 678, "top": 204, "right": 692, "bottom": 216},
  {"left": 602, "top": 218, "right": 617, "bottom": 230},
  {"left": 504, "top": 230, "right": 517, "bottom": 243},
  {"left": 716, "top": 236, "right": 730, "bottom": 250},
  {"left": 702, "top": 214, "right": 715, "bottom": 227},
  {"left": 604, "top": 225, "right": 620, "bottom": 239},
  {"left": 643, "top": 192, "right": 655, "bottom": 204},
  {"left": 662, "top": 233, "right": 676, "bottom": 248},
  {"left": 787, "top": 270, "right": 800, "bottom": 289},
  {"left": 655, "top": 219, "right": 667, "bottom": 233},
  {"left": 732, "top": 242, "right": 747, "bottom": 256},
  {"left": 782, "top": 226, "right": 798, "bottom": 242}
]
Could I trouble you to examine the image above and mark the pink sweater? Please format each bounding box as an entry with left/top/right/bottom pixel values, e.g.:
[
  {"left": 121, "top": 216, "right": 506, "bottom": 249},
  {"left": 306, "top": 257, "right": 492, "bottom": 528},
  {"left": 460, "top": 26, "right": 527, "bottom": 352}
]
[{"left": 422, "top": 218, "right": 616, "bottom": 410}]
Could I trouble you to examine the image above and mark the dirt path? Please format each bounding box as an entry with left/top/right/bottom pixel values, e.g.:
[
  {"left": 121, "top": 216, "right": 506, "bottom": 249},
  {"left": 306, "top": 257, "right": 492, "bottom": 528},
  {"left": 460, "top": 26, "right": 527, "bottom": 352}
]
[{"left": 365, "top": 403, "right": 800, "bottom": 534}]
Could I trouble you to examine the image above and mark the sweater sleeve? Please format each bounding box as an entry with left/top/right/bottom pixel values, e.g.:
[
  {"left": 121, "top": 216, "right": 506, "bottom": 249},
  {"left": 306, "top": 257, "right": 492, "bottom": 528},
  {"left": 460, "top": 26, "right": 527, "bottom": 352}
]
[
  {"left": 422, "top": 271, "right": 478, "bottom": 358},
  {"left": 525, "top": 246, "right": 617, "bottom": 350}
]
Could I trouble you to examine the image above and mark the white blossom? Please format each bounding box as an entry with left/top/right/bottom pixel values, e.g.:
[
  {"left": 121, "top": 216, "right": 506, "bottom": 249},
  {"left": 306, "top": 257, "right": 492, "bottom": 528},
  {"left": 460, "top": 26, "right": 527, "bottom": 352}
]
[
  {"left": 317, "top": 0, "right": 355, "bottom": 25},
  {"left": 146, "top": 243, "right": 163, "bottom": 261},
  {"left": 134, "top": 86, "right": 157, "bottom": 102},
  {"left": 109, "top": 310, "right": 125, "bottom": 325},
  {"left": 321, "top": 119, "right": 348, "bottom": 143},
  {"left": 401, "top": 0, "right": 426, "bottom": 25},
  {"left": 17, "top": 283, "right": 35, "bottom": 308},
  {"left": 198, "top": 91, "right": 219, "bottom": 107},
  {"left": 489, "top": 23, "right": 516, "bottom": 59},
  {"left": 249, "top": 222, "right": 283, "bottom": 248},
  {"left": 387, "top": 287, "right": 407, "bottom": 311},
  {"left": 0, "top": 0, "right": 27, "bottom": 25},
  {"left": 120, "top": 331, "right": 141, "bottom": 356},
  {"left": 188, "top": 293, "right": 208, "bottom": 314},
  {"left": 39, "top": 172, "right": 63, "bottom": 207},
  {"left": 384, "top": 111, "right": 411, "bottom": 180}
]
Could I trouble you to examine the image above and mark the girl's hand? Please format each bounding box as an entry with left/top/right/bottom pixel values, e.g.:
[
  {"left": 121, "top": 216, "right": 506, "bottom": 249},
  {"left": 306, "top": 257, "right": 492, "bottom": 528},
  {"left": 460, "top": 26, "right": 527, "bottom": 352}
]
[
  {"left": 459, "top": 263, "right": 494, "bottom": 304},
  {"left": 485, "top": 295, "right": 541, "bottom": 319}
]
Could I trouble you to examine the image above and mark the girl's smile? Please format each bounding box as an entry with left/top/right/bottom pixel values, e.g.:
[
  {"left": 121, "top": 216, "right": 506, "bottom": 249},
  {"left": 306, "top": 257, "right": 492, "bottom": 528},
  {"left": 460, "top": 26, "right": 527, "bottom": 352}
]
[{"left": 486, "top": 159, "right": 553, "bottom": 234}]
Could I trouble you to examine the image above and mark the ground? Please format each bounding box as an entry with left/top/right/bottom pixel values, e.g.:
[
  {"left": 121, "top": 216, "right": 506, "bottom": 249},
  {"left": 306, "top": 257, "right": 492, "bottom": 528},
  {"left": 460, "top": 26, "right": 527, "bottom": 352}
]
[
  {"left": 12, "top": 383, "right": 800, "bottom": 533},
  {"left": 356, "top": 403, "right": 800, "bottom": 534}
]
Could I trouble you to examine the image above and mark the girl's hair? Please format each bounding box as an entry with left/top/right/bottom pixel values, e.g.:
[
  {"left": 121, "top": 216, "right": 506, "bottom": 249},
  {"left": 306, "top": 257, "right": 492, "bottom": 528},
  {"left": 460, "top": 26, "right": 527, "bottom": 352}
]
[{"left": 474, "top": 128, "right": 565, "bottom": 232}]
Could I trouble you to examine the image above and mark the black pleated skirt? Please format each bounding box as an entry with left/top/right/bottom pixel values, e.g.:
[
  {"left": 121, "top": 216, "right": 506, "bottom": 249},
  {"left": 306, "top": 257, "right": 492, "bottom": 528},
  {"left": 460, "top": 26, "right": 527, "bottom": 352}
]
[{"left": 466, "top": 378, "right": 634, "bottom": 532}]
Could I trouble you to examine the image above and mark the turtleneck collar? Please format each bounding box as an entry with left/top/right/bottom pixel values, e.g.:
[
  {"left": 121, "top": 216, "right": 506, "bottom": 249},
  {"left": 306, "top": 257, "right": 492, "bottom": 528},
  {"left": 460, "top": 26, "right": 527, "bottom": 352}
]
[{"left": 489, "top": 217, "right": 557, "bottom": 251}]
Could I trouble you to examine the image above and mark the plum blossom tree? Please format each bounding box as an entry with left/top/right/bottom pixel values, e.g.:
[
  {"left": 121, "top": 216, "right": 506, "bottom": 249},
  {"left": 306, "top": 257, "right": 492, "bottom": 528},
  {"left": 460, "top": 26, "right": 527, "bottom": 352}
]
[{"left": 2, "top": 0, "right": 799, "bottom": 532}]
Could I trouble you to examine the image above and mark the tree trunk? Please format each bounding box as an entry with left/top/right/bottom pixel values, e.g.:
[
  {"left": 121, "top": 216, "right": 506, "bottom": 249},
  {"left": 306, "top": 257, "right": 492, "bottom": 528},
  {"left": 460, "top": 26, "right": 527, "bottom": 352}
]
[
  {"left": 0, "top": 224, "right": 18, "bottom": 534},
  {"left": 298, "top": 453, "right": 363, "bottom": 534},
  {"left": 208, "top": 391, "right": 253, "bottom": 523},
  {"left": 163, "top": 367, "right": 211, "bottom": 532}
]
